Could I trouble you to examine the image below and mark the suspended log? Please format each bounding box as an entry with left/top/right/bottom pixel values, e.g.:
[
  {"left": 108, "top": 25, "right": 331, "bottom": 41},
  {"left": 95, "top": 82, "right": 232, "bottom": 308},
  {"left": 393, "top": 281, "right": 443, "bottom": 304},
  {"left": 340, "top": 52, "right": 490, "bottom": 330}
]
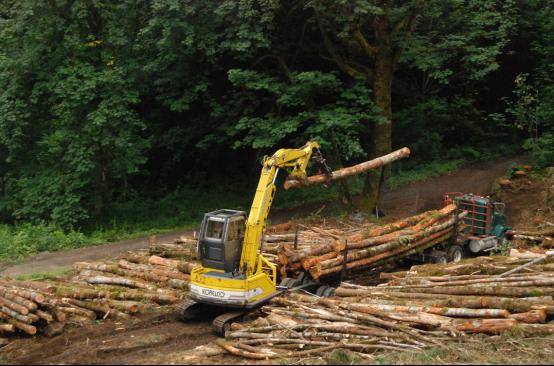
[{"left": 283, "top": 147, "right": 411, "bottom": 190}]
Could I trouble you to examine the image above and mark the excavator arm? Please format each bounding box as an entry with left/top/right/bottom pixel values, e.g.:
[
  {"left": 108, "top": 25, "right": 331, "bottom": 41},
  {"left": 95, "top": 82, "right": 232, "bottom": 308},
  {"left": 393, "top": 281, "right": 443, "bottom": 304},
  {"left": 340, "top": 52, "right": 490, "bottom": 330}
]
[{"left": 240, "top": 141, "right": 320, "bottom": 276}]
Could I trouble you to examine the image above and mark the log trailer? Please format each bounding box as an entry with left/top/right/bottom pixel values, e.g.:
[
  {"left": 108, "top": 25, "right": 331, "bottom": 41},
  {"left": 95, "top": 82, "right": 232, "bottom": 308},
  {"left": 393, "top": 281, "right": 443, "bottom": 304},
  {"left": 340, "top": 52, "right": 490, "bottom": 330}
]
[
  {"left": 406, "top": 193, "right": 510, "bottom": 264},
  {"left": 178, "top": 141, "right": 409, "bottom": 334}
]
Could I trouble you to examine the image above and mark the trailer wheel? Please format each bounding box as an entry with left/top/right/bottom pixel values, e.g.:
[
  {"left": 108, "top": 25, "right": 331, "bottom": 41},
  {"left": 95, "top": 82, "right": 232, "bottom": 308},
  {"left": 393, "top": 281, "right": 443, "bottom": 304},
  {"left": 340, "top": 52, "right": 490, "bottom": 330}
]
[
  {"left": 432, "top": 250, "right": 448, "bottom": 264},
  {"left": 447, "top": 245, "right": 464, "bottom": 263}
]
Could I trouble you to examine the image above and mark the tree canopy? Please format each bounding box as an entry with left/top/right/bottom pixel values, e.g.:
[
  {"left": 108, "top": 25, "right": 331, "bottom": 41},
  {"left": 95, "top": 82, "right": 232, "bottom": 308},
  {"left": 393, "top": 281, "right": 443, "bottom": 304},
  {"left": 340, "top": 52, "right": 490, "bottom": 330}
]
[{"left": 0, "top": 0, "right": 552, "bottom": 229}]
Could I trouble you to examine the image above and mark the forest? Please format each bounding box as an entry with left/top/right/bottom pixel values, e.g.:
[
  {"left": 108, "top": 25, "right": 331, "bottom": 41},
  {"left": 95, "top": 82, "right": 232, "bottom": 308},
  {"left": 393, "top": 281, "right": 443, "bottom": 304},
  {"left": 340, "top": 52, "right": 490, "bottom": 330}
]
[{"left": 0, "top": 0, "right": 552, "bottom": 259}]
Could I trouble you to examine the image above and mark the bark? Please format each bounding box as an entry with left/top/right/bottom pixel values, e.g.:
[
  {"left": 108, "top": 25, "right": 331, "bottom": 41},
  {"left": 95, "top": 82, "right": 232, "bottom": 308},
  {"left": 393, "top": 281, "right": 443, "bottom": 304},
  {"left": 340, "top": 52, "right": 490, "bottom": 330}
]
[
  {"left": 4, "top": 287, "right": 45, "bottom": 304},
  {"left": 347, "top": 204, "right": 457, "bottom": 250},
  {"left": 313, "top": 230, "right": 452, "bottom": 279},
  {"left": 349, "top": 211, "right": 431, "bottom": 242},
  {"left": 360, "top": 17, "right": 395, "bottom": 214},
  {"left": 85, "top": 275, "right": 153, "bottom": 290},
  {"left": 453, "top": 318, "right": 518, "bottom": 334},
  {"left": 42, "top": 322, "right": 65, "bottom": 337},
  {"left": 498, "top": 253, "right": 554, "bottom": 278},
  {"left": 109, "top": 290, "right": 178, "bottom": 305},
  {"left": 35, "top": 310, "right": 54, "bottom": 323},
  {"left": 0, "top": 306, "right": 38, "bottom": 324},
  {"left": 0, "top": 296, "right": 30, "bottom": 315},
  {"left": 0, "top": 288, "right": 38, "bottom": 311},
  {"left": 393, "top": 286, "right": 554, "bottom": 298},
  {"left": 62, "top": 298, "right": 110, "bottom": 314},
  {"left": 177, "top": 261, "right": 198, "bottom": 274},
  {"left": 55, "top": 287, "right": 109, "bottom": 300},
  {"left": 105, "top": 308, "right": 132, "bottom": 320},
  {"left": 0, "top": 324, "right": 15, "bottom": 333},
  {"left": 148, "top": 255, "right": 180, "bottom": 268},
  {"left": 0, "top": 312, "right": 37, "bottom": 335},
  {"left": 509, "top": 309, "right": 547, "bottom": 324},
  {"left": 283, "top": 148, "right": 409, "bottom": 190},
  {"left": 108, "top": 300, "right": 144, "bottom": 314},
  {"left": 58, "top": 306, "right": 97, "bottom": 320},
  {"left": 516, "top": 323, "right": 554, "bottom": 335},
  {"left": 279, "top": 240, "right": 344, "bottom": 266}
]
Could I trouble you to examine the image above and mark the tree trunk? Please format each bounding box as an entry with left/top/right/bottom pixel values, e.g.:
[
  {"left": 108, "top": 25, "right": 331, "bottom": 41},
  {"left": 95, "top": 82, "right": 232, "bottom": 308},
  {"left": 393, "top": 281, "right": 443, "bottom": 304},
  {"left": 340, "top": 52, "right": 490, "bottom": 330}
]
[{"left": 362, "top": 17, "right": 394, "bottom": 215}]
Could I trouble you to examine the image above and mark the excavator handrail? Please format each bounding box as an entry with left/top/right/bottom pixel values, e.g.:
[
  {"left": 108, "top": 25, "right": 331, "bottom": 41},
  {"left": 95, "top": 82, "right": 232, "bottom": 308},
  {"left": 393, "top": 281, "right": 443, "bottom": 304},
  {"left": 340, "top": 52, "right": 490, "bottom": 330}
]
[{"left": 258, "top": 254, "right": 277, "bottom": 285}]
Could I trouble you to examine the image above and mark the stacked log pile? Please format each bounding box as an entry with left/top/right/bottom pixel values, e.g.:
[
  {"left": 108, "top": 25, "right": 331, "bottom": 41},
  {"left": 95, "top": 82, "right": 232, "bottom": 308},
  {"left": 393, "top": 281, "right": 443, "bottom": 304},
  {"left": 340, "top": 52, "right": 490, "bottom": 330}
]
[
  {"left": 278, "top": 204, "right": 466, "bottom": 279},
  {"left": 0, "top": 282, "right": 66, "bottom": 344},
  {"left": 507, "top": 228, "right": 554, "bottom": 249},
  {"left": 0, "top": 249, "right": 201, "bottom": 346},
  {"left": 218, "top": 255, "right": 554, "bottom": 360}
]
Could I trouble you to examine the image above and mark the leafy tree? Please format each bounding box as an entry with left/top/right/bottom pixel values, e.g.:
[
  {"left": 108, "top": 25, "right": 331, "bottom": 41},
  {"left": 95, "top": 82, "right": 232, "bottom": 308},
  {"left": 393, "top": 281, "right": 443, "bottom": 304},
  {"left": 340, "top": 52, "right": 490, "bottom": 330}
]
[
  {"left": 309, "top": 0, "right": 515, "bottom": 212},
  {"left": 0, "top": 0, "right": 148, "bottom": 227}
]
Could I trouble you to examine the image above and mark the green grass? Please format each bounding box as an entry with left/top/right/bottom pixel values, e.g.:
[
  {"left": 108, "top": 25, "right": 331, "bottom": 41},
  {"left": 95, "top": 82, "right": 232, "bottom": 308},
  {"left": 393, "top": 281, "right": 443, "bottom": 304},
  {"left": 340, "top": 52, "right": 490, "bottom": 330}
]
[{"left": 14, "top": 267, "right": 72, "bottom": 281}]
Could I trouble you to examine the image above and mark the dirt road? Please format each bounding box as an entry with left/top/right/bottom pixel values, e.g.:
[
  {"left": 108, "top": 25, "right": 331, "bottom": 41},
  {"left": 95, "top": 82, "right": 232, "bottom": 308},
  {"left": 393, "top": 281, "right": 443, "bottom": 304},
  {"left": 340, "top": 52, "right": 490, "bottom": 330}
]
[{"left": 0, "top": 155, "right": 524, "bottom": 277}]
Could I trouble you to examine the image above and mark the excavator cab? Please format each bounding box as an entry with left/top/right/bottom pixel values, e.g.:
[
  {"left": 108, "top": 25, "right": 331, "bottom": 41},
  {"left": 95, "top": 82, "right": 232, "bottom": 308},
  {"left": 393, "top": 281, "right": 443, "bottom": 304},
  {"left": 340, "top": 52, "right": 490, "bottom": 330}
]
[{"left": 198, "top": 209, "right": 246, "bottom": 274}]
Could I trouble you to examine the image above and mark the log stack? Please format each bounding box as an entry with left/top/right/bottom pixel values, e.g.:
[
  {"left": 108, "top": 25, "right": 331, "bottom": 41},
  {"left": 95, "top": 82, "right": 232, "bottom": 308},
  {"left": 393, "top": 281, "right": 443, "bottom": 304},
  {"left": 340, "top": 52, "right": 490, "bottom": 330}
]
[
  {"left": 0, "top": 282, "right": 66, "bottom": 340},
  {"left": 278, "top": 204, "right": 466, "bottom": 280},
  {"left": 218, "top": 259, "right": 554, "bottom": 360},
  {"left": 0, "top": 249, "right": 203, "bottom": 347},
  {"left": 507, "top": 228, "right": 554, "bottom": 249}
]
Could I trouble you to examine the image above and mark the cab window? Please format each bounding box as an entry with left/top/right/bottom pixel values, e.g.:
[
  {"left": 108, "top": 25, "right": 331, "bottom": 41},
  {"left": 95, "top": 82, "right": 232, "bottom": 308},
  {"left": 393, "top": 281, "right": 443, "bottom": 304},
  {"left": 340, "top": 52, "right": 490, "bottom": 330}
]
[
  {"left": 226, "top": 219, "right": 245, "bottom": 241},
  {"left": 205, "top": 219, "right": 224, "bottom": 240}
]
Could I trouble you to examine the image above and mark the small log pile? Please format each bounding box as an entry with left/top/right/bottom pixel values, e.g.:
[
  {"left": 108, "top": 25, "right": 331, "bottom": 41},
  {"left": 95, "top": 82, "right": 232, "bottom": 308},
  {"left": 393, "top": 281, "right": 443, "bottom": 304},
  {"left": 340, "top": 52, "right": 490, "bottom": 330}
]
[
  {"left": 0, "top": 248, "right": 201, "bottom": 346},
  {"left": 278, "top": 204, "right": 466, "bottom": 279},
  {"left": 0, "top": 282, "right": 66, "bottom": 342},
  {"left": 507, "top": 228, "right": 554, "bottom": 249}
]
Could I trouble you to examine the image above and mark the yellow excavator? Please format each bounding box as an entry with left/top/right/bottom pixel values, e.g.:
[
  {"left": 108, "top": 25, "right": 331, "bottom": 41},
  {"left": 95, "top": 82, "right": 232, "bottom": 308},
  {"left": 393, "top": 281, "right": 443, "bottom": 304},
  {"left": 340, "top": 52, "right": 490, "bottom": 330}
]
[{"left": 178, "top": 141, "right": 330, "bottom": 334}]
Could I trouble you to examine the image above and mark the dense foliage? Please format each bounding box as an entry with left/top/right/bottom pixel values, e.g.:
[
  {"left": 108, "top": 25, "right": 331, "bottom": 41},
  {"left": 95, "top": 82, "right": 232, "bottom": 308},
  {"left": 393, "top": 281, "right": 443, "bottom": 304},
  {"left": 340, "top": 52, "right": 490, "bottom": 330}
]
[{"left": 0, "top": 0, "right": 552, "bottom": 234}]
